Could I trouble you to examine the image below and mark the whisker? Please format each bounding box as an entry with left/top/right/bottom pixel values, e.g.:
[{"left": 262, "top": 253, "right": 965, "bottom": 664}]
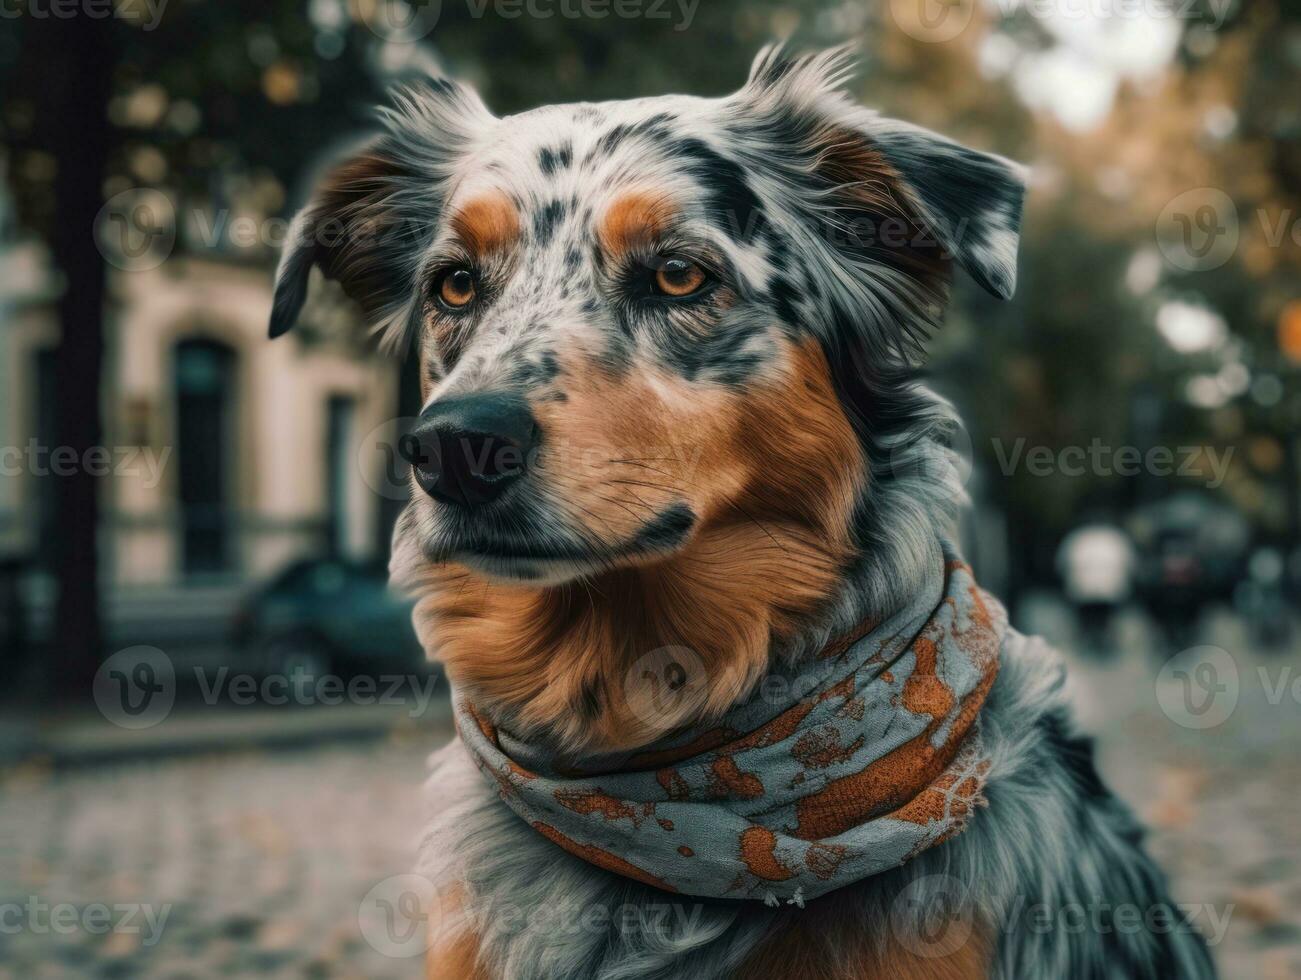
[
  {"left": 607, "top": 473, "right": 793, "bottom": 558},
  {"left": 567, "top": 498, "right": 624, "bottom": 544},
  {"left": 591, "top": 492, "right": 648, "bottom": 526}
]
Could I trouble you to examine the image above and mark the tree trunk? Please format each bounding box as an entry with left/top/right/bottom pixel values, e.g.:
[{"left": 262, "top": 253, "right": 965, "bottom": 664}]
[{"left": 43, "top": 16, "right": 115, "bottom": 703}]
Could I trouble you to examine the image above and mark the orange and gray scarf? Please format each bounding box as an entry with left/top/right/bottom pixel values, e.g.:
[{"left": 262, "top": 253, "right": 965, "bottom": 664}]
[{"left": 455, "top": 547, "right": 1004, "bottom": 904}]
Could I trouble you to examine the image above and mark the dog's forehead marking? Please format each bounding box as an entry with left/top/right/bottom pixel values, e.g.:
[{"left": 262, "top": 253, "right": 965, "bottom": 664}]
[
  {"left": 450, "top": 190, "right": 521, "bottom": 257},
  {"left": 427, "top": 96, "right": 801, "bottom": 397},
  {"left": 449, "top": 98, "right": 727, "bottom": 228},
  {"left": 596, "top": 188, "right": 677, "bottom": 258}
]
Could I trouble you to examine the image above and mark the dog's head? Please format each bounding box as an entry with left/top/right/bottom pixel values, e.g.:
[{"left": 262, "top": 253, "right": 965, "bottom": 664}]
[{"left": 272, "top": 48, "right": 1024, "bottom": 589}]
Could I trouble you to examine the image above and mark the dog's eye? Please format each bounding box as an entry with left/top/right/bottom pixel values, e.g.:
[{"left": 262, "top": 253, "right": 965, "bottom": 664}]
[
  {"left": 652, "top": 257, "right": 707, "bottom": 298},
  {"left": 436, "top": 268, "right": 477, "bottom": 309}
]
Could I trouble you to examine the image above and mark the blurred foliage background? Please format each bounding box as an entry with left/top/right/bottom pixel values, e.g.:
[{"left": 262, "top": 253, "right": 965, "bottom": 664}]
[
  {"left": 0, "top": 0, "right": 1299, "bottom": 685},
  {"left": 2, "top": 10, "right": 1299, "bottom": 975}
]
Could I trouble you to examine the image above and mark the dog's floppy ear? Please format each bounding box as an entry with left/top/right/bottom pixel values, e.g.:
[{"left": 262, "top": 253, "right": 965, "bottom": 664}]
[
  {"left": 269, "top": 142, "right": 410, "bottom": 340},
  {"left": 270, "top": 78, "right": 494, "bottom": 346},
  {"left": 738, "top": 46, "right": 1026, "bottom": 302},
  {"left": 860, "top": 117, "right": 1025, "bottom": 301}
]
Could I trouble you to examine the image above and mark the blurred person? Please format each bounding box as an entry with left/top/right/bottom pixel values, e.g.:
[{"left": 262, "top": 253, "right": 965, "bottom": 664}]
[{"left": 1057, "top": 520, "right": 1136, "bottom": 654}]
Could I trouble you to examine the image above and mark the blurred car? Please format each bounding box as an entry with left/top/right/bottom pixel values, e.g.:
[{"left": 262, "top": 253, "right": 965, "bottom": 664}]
[
  {"left": 1128, "top": 492, "right": 1250, "bottom": 648},
  {"left": 231, "top": 557, "right": 427, "bottom": 680}
]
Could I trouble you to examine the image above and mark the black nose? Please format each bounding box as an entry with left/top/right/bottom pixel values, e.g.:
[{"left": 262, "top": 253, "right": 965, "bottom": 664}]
[{"left": 399, "top": 393, "right": 537, "bottom": 507}]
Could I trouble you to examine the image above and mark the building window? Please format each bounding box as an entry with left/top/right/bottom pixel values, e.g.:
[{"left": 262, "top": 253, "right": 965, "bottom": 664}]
[
  {"left": 174, "top": 338, "right": 236, "bottom": 576},
  {"left": 325, "top": 395, "right": 356, "bottom": 558}
]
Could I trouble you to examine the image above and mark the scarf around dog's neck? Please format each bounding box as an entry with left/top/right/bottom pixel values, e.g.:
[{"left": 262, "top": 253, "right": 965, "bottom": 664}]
[{"left": 453, "top": 543, "right": 1005, "bottom": 904}]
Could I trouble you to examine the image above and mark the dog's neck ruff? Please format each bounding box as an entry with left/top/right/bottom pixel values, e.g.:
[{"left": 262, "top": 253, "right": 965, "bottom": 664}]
[{"left": 454, "top": 545, "right": 1004, "bottom": 903}]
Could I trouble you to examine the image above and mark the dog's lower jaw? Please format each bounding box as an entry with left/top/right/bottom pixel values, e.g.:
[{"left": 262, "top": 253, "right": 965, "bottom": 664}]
[
  {"left": 450, "top": 552, "right": 603, "bottom": 587},
  {"left": 404, "top": 511, "right": 856, "bottom": 755}
]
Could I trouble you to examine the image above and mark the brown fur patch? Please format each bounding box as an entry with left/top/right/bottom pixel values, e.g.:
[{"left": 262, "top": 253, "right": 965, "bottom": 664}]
[
  {"left": 815, "top": 124, "right": 953, "bottom": 286},
  {"left": 451, "top": 190, "right": 521, "bottom": 257},
  {"left": 597, "top": 188, "right": 677, "bottom": 259},
  {"left": 406, "top": 337, "right": 865, "bottom": 754},
  {"left": 736, "top": 892, "right": 991, "bottom": 980},
  {"left": 426, "top": 885, "right": 491, "bottom": 980},
  {"left": 300, "top": 150, "right": 412, "bottom": 322},
  {"left": 427, "top": 929, "right": 488, "bottom": 980}
]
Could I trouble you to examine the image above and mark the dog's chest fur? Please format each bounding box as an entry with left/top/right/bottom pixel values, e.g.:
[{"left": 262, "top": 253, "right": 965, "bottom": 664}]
[{"left": 419, "top": 635, "right": 1215, "bottom": 980}]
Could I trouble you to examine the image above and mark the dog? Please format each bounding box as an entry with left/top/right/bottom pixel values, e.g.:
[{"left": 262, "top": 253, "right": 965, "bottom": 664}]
[{"left": 269, "top": 47, "right": 1217, "bottom": 980}]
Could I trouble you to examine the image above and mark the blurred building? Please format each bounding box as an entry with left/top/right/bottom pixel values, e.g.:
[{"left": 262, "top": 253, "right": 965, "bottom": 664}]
[{"left": 1, "top": 208, "right": 400, "bottom": 629}]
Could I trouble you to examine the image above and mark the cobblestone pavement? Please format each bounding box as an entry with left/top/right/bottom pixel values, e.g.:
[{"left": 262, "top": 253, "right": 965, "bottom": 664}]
[
  {"left": 1062, "top": 609, "right": 1301, "bottom": 980},
  {"left": 0, "top": 727, "right": 448, "bottom": 979},
  {"left": 2, "top": 614, "right": 1299, "bottom": 978}
]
